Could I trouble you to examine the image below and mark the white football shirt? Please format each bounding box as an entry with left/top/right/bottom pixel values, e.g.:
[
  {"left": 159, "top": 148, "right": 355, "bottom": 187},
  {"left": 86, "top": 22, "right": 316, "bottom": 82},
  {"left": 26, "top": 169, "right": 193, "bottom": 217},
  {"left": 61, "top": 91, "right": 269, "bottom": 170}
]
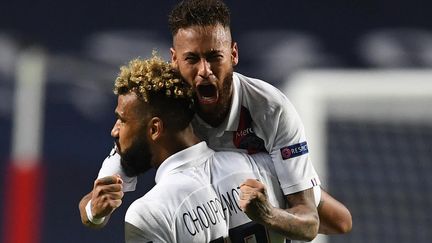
[
  {"left": 192, "top": 72, "right": 320, "bottom": 195},
  {"left": 99, "top": 72, "right": 320, "bottom": 196},
  {"left": 126, "top": 142, "right": 301, "bottom": 243},
  {"left": 124, "top": 142, "right": 229, "bottom": 243},
  {"left": 210, "top": 151, "right": 288, "bottom": 242}
]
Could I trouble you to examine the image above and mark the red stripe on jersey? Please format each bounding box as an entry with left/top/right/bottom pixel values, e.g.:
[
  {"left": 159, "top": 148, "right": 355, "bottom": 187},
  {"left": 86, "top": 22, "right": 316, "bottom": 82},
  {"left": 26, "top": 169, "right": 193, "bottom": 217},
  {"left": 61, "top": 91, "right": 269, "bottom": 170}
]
[
  {"left": 233, "top": 106, "right": 266, "bottom": 154},
  {"left": 2, "top": 162, "right": 44, "bottom": 243}
]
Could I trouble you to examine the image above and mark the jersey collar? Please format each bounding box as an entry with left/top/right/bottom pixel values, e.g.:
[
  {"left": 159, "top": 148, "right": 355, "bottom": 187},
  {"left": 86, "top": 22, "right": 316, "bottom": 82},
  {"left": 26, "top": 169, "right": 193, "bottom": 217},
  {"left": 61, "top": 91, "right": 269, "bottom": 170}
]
[
  {"left": 225, "top": 72, "right": 242, "bottom": 132},
  {"left": 154, "top": 142, "right": 214, "bottom": 184}
]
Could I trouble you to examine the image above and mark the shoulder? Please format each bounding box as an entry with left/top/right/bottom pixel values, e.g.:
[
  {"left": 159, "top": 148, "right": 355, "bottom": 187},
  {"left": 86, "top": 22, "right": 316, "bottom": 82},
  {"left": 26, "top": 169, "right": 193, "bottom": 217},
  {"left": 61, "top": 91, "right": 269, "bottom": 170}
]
[
  {"left": 126, "top": 192, "right": 165, "bottom": 219},
  {"left": 213, "top": 150, "right": 251, "bottom": 164},
  {"left": 249, "top": 152, "right": 276, "bottom": 173},
  {"left": 125, "top": 179, "right": 182, "bottom": 224},
  {"left": 235, "top": 72, "right": 288, "bottom": 104},
  {"left": 211, "top": 151, "right": 255, "bottom": 174},
  {"left": 125, "top": 197, "right": 172, "bottom": 243},
  {"left": 234, "top": 72, "right": 293, "bottom": 115},
  {"left": 215, "top": 151, "right": 275, "bottom": 172},
  {"left": 125, "top": 195, "right": 168, "bottom": 234},
  {"left": 235, "top": 72, "right": 300, "bottom": 126}
]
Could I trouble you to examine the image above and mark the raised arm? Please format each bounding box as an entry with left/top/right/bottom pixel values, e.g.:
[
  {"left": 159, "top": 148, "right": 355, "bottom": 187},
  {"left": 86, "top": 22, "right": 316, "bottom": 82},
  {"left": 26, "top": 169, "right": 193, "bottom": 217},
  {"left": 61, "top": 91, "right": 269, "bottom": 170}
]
[
  {"left": 78, "top": 175, "right": 124, "bottom": 229},
  {"left": 239, "top": 179, "right": 319, "bottom": 241}
]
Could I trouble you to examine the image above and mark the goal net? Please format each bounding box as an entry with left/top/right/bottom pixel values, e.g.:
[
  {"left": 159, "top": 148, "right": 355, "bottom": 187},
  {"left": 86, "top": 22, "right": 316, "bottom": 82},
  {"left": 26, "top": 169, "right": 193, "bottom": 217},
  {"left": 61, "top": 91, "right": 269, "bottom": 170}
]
[{"left": 283, "top": 70, "right": 432, "bottom": 243}]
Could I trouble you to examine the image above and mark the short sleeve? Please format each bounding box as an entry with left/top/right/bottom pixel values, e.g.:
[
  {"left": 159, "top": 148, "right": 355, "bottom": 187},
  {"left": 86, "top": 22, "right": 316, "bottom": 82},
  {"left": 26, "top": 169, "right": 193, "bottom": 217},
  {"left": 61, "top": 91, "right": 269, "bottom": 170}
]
[
  {"left": 267, "top": 97, "right": 321, "bottom": 194},
  {"left": 246, "top": 83, "right": 321, "bottom": 195}
]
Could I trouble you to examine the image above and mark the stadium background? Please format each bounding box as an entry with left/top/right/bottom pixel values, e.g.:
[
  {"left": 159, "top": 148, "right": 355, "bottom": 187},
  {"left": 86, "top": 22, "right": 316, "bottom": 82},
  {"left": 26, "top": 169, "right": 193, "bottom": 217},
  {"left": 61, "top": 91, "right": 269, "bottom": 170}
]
[{"left": 1, "top": 0, "right": 431, "bottom": 242}]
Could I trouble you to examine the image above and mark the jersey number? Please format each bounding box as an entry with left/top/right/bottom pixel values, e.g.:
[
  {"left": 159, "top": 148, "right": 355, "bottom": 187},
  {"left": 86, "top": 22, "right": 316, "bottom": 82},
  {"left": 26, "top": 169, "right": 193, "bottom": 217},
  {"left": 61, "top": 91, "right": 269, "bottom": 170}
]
[
  {"left": 210, "top": 222, "right": 292, "bottom": 243},
  {"left": 208, "top": 222, "right": 268, "bottom": 243},
  {"left": 229, "top": 221, "right": 268, "bottom": 243}
]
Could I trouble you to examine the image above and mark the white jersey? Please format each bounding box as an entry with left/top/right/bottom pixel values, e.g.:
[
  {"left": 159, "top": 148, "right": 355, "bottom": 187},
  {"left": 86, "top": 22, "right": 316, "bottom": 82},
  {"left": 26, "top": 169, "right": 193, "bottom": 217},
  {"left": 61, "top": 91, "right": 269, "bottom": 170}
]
[
  {"left": 192, "top": 72, "right": 320, "bottom": 194},
  {"left": 125, "top": 142, "right": 229, "bottom": 243},
  {"left": 126, "top": 142, "right": 292, "bottom": 243},
  {"left": 99, "top": 72, "right": 320, "bottom": 195},
  {"left": 210, "top": 151, "right": 288, "bottom": 243},
  {"left": 98, "top": 147, "right": 137, "bottom": 192}
]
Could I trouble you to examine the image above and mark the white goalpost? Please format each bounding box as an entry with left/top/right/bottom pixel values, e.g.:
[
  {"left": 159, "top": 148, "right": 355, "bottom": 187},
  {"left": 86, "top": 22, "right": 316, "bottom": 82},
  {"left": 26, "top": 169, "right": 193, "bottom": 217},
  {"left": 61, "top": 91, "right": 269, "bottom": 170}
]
[{"left": 283, "top": 70, "right": 432, "bottom": 243}]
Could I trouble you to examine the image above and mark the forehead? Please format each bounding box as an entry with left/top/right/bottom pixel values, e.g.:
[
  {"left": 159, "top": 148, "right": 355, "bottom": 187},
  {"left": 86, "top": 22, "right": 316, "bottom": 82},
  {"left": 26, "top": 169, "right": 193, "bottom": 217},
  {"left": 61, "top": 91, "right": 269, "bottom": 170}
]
[
  {"left": 116, "top": 93, "right": 141, "bottom": 117},
  {"left": 173, "top": 24, "right": 232, "bottom": 52}
]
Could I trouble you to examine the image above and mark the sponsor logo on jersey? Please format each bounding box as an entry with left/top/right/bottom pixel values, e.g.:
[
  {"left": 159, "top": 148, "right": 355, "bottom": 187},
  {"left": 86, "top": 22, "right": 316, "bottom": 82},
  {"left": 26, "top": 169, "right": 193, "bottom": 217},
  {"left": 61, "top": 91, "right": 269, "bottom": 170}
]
[
  {"left": 233, "top": 107, "right": 267, "bottom": 154},
  {"left": 280, "top": 142, "right": 308, "bottom": 160}
]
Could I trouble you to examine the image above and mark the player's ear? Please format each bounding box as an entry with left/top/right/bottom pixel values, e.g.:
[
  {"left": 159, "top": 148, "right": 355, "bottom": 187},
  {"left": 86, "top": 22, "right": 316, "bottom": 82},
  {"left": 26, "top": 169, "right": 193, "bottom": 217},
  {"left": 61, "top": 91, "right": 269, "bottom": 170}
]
[
  {"left": 170, "top": 47, "right": 178, "bottom": 69},
  {"left": 231, "top": 42, "right": 239, "bottom": 67},
  {"left": 148, "top": 117, "right": 163, "bottom": 142}
]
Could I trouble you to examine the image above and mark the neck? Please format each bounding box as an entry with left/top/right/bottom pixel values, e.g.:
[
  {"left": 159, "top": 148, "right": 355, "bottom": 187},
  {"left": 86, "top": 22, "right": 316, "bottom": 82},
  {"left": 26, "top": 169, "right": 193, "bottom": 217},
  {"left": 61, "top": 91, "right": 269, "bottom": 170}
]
[
  {"left": 197, "top": 105, "right": 230, "bottom": 127},
  {"left": 151, "top": 125, "right": 200, "bottom": 167}
]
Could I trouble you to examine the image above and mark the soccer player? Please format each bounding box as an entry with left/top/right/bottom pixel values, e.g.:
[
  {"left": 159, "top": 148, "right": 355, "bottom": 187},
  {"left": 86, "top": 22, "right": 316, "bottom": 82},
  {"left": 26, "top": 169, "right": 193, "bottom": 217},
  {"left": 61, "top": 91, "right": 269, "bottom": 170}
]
[
  {"left": 111, "top": 57, "right": 229, "bottom": 242},
  {"left": 113, "top": 56, "right": 317, "bottom": 242},
  {"left": 79, "top": 0, "right": 352, "bottom": 237}
]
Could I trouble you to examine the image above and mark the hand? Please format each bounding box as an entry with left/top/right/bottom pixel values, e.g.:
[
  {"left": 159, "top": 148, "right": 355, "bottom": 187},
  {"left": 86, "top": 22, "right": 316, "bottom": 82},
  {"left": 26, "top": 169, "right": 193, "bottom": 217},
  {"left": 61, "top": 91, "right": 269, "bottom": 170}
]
[
  {"left": 239, "top": 179, "right": 273, "bottom": 223},
  {"left": 90, "top": 175, "right": 124, "bottom": 219}
]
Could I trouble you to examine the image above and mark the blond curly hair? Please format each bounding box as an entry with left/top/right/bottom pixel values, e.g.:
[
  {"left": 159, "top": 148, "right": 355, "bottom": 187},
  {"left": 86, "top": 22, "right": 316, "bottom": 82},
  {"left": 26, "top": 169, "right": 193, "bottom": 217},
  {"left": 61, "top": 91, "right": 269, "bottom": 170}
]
[
  {"left": 114, "top": 54, "right": 193, "bottom": 102},
  {"left": 113, "top": 54, "right": 195, "bottom": 131}
]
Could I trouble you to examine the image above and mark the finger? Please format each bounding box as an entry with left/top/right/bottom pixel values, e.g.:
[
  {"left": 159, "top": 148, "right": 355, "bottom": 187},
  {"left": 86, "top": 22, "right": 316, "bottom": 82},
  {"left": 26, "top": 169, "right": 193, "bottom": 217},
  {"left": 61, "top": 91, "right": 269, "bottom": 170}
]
[
  {"left": 114, "top": 174, "right": 124, "bottom": 184},
  {"left": 109, "top": 191, "right": 124, "bottom": 200},
  {"left": 92, "top": 196, "right": 123, "bottom": 211},
  {"left": 239, "top": 184, "right": 251, "bottom": 191},
  {"left": 92, "top": 185, "right": 124, "bottom": 199},
  {"left": 240, "top": 178, "right": 263, "bottom": 188},
  {"left": 97, "top": 190, "right": 124, "bottom": 200},
  {"left": 239, "top": 186, "right": 256, "bottom": 197},
  {"left": 98, "top": 183, "right": 123, "bottom": 193},
  {"left": 110, "top": 199, "right": 123, "bottom": 209},
  {"left": 95, "top": 175, "right": 122, "bottom": 186}
]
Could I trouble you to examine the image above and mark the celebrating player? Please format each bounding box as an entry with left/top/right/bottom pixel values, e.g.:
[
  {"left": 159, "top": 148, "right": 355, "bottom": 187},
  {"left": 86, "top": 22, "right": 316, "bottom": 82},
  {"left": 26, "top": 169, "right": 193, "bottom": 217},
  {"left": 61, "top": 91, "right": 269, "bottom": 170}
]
[
  {"left": 112, "top": 57, "right": 228, "bottom": 242},
  {"left": 115, "top": 56, "right": 317, "bottom": 242},
  {"left": 79, "top": 0, "right": 352, "bottom": 238}
]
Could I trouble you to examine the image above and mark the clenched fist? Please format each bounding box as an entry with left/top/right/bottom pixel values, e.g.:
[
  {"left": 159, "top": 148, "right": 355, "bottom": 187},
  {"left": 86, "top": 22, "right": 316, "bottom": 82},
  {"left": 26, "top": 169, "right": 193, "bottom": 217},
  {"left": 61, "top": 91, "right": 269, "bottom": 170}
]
[
  {"left": 239, "top": 179, "right": 273, "bottom": 224},
  {"left": 90, "top": 175, "right": 124, "bottom": 219}
]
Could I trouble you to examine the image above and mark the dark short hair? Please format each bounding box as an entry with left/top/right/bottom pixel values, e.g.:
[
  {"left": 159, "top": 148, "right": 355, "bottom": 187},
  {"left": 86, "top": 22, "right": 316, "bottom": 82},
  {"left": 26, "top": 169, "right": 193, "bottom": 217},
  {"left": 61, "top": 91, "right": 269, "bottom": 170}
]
[
  {"left": 168, "top": 0, "right": 231, "bottom": 36},
  {"left": 114, "top": 54, "right": 195, "bottom": 131}
]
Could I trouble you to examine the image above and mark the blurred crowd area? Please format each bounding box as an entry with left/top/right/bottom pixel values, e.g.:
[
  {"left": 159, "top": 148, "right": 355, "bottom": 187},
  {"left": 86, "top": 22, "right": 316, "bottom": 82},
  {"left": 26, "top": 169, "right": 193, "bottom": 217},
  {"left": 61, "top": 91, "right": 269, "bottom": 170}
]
[
  {"left": 1, "top": 0, "right": 432, "bottom": 130},
  {"left": 1, "top": 1, "right": 432, "bottom": 243},
  {"left": 1, "top": 27, "right": 432, "bottom": 126}
]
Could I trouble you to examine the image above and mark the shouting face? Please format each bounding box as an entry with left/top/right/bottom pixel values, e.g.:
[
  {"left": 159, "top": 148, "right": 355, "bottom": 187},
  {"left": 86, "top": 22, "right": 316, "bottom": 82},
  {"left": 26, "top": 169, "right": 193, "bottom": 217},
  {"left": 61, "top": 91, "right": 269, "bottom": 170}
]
[{"left": 171, "top": 24, "right": 239, "bottom": 126}]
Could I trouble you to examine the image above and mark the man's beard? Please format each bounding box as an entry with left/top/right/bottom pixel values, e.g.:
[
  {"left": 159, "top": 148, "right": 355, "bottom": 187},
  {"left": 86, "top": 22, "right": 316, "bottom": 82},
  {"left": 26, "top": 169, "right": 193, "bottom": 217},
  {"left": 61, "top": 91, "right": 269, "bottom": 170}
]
[
  {"left": 196, "top": 70, "right": 233, "bottom": 127},
  {"left": 117, "top": 136, "right": 153, "bottom": 177}
]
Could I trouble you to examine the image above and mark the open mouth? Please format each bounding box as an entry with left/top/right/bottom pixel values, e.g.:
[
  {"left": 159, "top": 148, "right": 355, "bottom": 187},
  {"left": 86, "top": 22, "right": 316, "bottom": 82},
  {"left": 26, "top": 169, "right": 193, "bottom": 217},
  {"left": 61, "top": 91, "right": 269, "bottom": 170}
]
[{"left": 196, "top": 83, "right": 218, "bottom": 104}]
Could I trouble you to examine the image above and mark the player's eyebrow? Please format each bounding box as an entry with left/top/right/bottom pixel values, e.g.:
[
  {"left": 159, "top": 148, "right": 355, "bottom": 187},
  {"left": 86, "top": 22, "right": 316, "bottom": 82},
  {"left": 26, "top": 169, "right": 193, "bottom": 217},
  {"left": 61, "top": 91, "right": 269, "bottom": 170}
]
[
  {"left": 206, "top": 49, "right": 223, "bottom": 55},
  {"left": 115, "top": 110, "right": 123, "bottom": 120},
  {"left": 182, "top": 49, "right": 223, "bottom": 57},
  {"left": 182, "top": 51, "right": 198, "bottom": 57}
]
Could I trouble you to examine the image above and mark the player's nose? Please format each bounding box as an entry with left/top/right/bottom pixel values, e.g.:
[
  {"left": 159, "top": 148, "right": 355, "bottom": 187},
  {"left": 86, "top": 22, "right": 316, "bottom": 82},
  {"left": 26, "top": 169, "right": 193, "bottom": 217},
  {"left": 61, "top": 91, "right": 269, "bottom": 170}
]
[
  {"left": 197, "top": 58, "right": 212, "bottom": 78},
  {"left": 111, "top": 120, "right": 120, "bottom": 138}
]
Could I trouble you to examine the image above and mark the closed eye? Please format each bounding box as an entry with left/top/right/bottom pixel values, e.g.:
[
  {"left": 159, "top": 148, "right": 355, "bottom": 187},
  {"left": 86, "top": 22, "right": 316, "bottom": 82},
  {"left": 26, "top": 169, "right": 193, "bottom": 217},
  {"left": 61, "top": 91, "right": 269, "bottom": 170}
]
[{"left": 185, "top": 55, "right": 199, "bottom": 64}]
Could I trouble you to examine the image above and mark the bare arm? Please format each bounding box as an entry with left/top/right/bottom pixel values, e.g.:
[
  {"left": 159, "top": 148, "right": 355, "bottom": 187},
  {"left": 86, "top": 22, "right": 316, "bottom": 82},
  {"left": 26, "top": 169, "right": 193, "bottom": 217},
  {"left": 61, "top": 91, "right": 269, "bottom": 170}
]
[
  {"left": 317, "top": 189, "right": 352, "bottom": 234},
  {"left": 78, "top": 175, "right": 123, "bottom": 229},
  {"left": 239, "top": 179, "right": 319, "bottom": 241}
]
